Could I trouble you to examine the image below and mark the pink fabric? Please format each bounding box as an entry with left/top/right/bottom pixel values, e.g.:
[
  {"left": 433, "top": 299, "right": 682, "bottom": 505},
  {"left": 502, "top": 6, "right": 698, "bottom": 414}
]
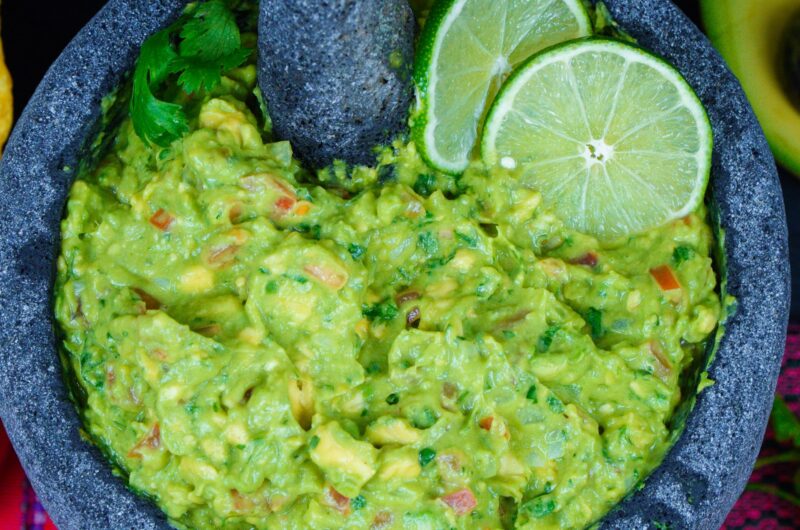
[{"left": 723, "top": 326, "right": 800, "bottom": 529}]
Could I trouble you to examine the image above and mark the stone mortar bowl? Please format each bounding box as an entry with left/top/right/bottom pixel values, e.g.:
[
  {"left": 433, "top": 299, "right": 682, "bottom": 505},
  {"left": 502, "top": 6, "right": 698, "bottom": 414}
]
[{"left": 0, "top": 0, "right": 791, "bottom": 528}]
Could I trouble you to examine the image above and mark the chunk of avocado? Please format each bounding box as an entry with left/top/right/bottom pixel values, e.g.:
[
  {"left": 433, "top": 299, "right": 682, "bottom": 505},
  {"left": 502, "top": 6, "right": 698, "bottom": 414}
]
[
  {"left": 310, "top": 421, "right": 378, "bottom": 498},
  {"left": 701, "top": 0, "right": 800, "bottom": 176}
]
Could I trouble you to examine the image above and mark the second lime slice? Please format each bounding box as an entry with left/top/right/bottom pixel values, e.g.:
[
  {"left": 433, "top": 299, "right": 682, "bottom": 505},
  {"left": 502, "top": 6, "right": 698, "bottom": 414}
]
[
  {"left": 413, "top": 0, "right": 591, "bottom": 174},
  {"left": 482, "top": 39, "right": 713, "bottom": 241}
]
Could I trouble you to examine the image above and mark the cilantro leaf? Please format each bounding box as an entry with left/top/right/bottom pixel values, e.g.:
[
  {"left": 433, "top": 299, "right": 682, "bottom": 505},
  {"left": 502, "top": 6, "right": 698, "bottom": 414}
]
[
  {"left": 176, "top": 0, "right": 250, "bottom": 94},
  {"left": 773, "top": 395, "right": 800, "bottom": 447},
  {"left": 672, "top": 245, "right": 694, "bottom": 267},
  {"left": 362, "top": 301, "right": 399, "bottom": 322},
  {"left": 130, "top": 0, "right": 250, "bottom": 146},
  {"left": 180, "top": 0, "right": 245, "bottom": 60},
  {"left": 130, "top": 30, "right": 189, "bottom": 147},
  {"left": 585, "top": 307, "right": 603, "bottom": 340}
]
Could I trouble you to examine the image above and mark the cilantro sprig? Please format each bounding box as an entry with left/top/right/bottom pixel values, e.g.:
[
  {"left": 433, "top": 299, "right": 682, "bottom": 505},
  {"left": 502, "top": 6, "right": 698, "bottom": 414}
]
[{"left": 130, "top": 0, "right": 250, "bottom": 147}]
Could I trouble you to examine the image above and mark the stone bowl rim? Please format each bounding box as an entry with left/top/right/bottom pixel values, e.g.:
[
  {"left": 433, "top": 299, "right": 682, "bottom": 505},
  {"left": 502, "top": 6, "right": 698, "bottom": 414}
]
[{"left": 0, "top": 0, "right": 790, "bottom": 529}]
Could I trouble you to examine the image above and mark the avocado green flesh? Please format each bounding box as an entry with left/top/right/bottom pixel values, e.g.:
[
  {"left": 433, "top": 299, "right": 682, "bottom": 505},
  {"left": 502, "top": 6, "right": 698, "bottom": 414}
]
[
  {"left": 702, "top": 0, "right": 800, "bottom": 177},
  {"left": 55, "top": 24, "right": 721, "bottom": 530}
]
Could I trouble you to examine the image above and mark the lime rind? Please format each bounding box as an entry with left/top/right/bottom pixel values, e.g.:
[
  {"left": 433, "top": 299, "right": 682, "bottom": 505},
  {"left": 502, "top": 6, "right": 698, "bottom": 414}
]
[
  {"left": 413, "top": 0, "right": 592, "bottom": 174},
  {"left": 482, "top": 38, "right": 713, "bottom": 240}
]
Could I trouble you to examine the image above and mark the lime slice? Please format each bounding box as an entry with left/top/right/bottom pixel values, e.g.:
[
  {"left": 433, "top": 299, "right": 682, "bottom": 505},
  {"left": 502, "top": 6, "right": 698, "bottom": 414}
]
[
  {"left": 482, "top": 39, "right": 713, "bottom": 240},
  {"left": 413, "top": 0, "right": 592, "bottom": 174}
]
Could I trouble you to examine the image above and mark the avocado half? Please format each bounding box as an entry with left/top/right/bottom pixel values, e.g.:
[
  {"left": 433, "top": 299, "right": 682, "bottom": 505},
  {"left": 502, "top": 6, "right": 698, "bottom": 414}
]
[{"left": 702, "top": 0, "right": 800, "bottom": 177}]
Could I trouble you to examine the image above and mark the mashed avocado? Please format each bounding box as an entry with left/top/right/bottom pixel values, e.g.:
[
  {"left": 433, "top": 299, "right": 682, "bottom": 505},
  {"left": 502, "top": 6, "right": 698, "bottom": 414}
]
[{"left": 55, "top": 27, "right": 721, "bottom": 530}]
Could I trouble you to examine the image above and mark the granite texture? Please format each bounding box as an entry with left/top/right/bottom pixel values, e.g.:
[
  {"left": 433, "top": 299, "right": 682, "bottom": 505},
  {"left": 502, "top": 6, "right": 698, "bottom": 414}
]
[
  {"left": 0, "top": 2, "right": 185, "bottom": 529},
  {"left": 597, "top": 0, "right": 791, "bottom": 529},
  {"left": 258, "top": 0, "right": 415, "bottom": 168},
  {"left": 0, "top": 0, "right": 790, "bottom": 529}
]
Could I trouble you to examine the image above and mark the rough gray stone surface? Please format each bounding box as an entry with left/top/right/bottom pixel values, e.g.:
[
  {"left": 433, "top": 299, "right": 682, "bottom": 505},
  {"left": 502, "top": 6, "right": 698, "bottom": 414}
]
[
  {"left": 258, "top": 0, "right": 415, "bottom": 168},
  {"left": 597, "top": 0, "right": 791, "bottom": 529},
  {"left": 0, "top": 1, "right": 185, "bottom": 529},
  {"left": 0, "top": 1, "right": 789, "bottom": 529}
]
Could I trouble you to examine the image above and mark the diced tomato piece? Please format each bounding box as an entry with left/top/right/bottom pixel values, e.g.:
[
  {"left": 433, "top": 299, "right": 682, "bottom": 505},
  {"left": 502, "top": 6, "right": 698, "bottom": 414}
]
[
  {"left": 649, "top": 340, "right": 673, "bottom": 381},
  {"left": 304, "top": 264, "right": 347, "bottom": 289},
  {"left": 437, "top": 452, "right": 462, "bottom": 473},
  {"left": 149, "top": 209, "right": 174, "bottom": 231},
  {"left": 569, "top": 252, "right": 598, "bottom": 267},
  {"left": 275, "top": 196, "right": 296, "bottom": 212},
  {"left": 650, "top": 265, "right": 681, "bottom": 291},
  {"left": 228, "top": 202, "right": 243, "bottom": 223},
  {"left": 441, "top": 488, "right": 477, "bottom": 515},
  {"left": 478, "top": 416, "right": 494, "bottom": 431},
  {"left": 128, "top": 423, "right": 161, "bottom": 458},
  {"left": 231, "top": 490, "right": 254, "bottom": 512},
  {"left": 324, "top": 486, "right": 351, "bottom": 516},
  {"left": 371, "top": 511, "right": 393, "bottom": 529},
  {"left": 497, "top": 310, "right": 530, "bottom": 330},
  {"left": 207, "top": 244, "right": 240, "bottom": 266}
]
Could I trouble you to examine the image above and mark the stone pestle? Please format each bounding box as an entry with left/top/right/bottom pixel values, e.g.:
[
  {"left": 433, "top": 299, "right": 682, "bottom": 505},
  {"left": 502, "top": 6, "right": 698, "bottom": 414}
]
[{"left": 258, "top": 0, "right": 416, "bottom": 169}]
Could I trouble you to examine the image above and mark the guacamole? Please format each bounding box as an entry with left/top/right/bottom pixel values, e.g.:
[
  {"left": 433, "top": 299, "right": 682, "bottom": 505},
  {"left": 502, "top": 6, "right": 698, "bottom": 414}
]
[{"left": 55, "top": 18, "right": 721, "bottom": 530}]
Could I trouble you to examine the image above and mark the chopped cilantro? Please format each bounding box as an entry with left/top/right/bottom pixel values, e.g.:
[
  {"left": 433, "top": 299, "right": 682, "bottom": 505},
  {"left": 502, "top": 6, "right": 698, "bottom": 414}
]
[
  {"left": 672, "top": 245, "right": 694, "bottom": 266},
  {"left": 308, "top": 435, "right": 320, "bottom": 449},
  {"left": 295, "top": 187, "right": 313, "bottom": 202},
  {"left": 385, "top": 393, "right": 400, "bottom": 405},
  {"left": 455, "top": 231, "right": 478, "bottom": 248},
  {"left": 585, "top": 307, "right": 603, "bottom": 339},
  {"left": 265, "top": 280, "right": 279, "bottom": 294},
  {"left": 426, "top": 251, "right": 456, "bottom": 270},
  {"left": 526, "top": 385, "right": 538, "bottom": 402},
  {"left": 294, "top": 223, "right": 322, "bottom": 240},
  {"left": 351, "top": 495, "right": 366, "bottom": 510},
  {"left": 418, "top": 231, "right": 439, "bottom": 255},
  {"left": 527, "top": 498, "right": 556, "bottom": 518},
  {"left": 348, "top": 243, "right": 366, "bottom": 260},
  {"left": 418, "top": 447, "right": 436, "bottom": 467},
  {"left": 413, "top": 173, "right": 437, "bottom": 196},
  {"left": 362, "top": 301, "right": 399, "bottom": 322},
  {"left": 547, "top": 395, "right": 565, "bottom": 413},
  {"left": 411, "top": 407, "right": 437, "bottom": 429},
  {"left": 537, "top": 325, "right": 560, "bottom": 353},
  {"left": 283, "top": 273, "right": 308, "bottom": 284}
]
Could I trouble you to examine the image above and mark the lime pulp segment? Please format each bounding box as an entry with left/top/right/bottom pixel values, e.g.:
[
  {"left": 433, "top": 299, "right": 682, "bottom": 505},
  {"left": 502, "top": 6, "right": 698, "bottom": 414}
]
[
  {"left": 414, "top": 0, "right": 592, "bottom": 174},
  {"left": 482, "top": 39, "right": 713, "bottom": 240}
]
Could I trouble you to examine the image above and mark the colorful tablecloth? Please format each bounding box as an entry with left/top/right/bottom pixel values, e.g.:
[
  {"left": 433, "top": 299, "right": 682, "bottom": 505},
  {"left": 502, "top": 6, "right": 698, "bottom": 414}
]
[{"left": 1, "top": 326, "right": 798, "bottom": 529}]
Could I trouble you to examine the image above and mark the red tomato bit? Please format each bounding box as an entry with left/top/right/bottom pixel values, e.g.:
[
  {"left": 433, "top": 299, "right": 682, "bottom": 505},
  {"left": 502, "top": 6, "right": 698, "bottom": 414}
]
[
  {"left": 569, "top": 252, "right": 598, "bottom": 267},
  {"left": 650, "top": 265, "right": 681, "bottom": 291},
  {"left": 274, "top": 196, "right": 296, "bottom": 213},
  {"left": 128, "top": 423, "right": 161, "bottom": 458},
  {"left": 441, "top": 488, "right": 477, "bottom": 515},
  {"left": 149, "top": 208, "right": 174, "bottom": 231},
  {"left": 478, "top": 416, "right": 494, "bottom": 431},
  {"left": 324, "top": 486, "right": 351, "bottom": 516}
]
